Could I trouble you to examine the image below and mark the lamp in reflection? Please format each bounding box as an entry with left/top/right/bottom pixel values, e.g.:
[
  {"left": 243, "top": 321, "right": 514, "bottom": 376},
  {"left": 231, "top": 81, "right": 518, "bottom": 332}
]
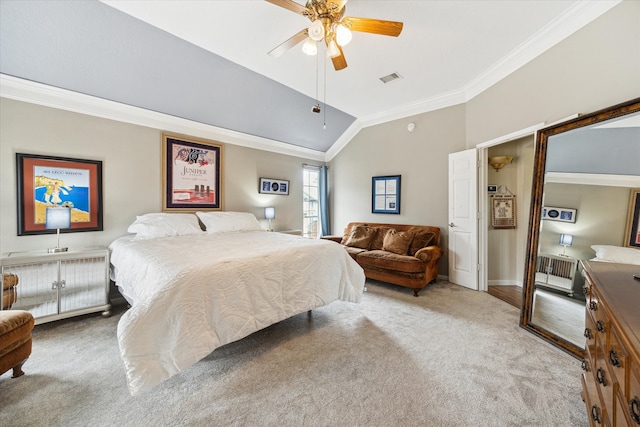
[
  {"left": 265, "top": 207, "right": 275, "bottom": 232},
  {"left": 559, "top": 233, "right": 573, "bottom": 256}
]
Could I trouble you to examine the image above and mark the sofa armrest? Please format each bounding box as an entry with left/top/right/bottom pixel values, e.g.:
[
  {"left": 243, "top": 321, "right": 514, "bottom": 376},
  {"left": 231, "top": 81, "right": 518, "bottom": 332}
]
[
  {"left": 320, "top": 235, "right": 343, "bottom": 243},
  {"left": 414, "top": 246, "right": 443, "bottom": 263}
]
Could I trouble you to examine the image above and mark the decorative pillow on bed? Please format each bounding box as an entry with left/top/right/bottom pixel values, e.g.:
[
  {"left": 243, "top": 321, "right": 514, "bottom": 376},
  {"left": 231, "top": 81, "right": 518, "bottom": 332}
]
[
  {"left": 196, "top": 211, "right": 263, "bottom": 234},
  {"left": 342, "top": 226, "right": 376, "bottom": 249},
  {"left": 591, "top": 245, "right": 640, "bottom": 265},
  {"left": 382, "top": 230, "right": 415, "bottom": 255},
  {"left": 127, "top": 213, "right": 203, "bottom": 238}
]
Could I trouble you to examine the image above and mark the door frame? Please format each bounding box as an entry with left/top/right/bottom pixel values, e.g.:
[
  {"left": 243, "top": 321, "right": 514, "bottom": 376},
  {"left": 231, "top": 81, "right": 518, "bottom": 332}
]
[{"left": 475, "top": 123, "right": 545, "bottom": 292}]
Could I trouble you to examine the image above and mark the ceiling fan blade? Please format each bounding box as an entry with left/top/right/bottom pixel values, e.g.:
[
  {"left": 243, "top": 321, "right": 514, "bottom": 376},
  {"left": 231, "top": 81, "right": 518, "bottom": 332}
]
[
  {"left": 331, "top": 45, "right": 348, "bottom": 71},
  {"left": 265, "top": 0, "right": 309, "bottom": 16},
  {"left": 268, "top": 29, "right": 308, "bottom": 58},
  {"left": 342, "top": 17, "right": 403, "bottom": 37}
]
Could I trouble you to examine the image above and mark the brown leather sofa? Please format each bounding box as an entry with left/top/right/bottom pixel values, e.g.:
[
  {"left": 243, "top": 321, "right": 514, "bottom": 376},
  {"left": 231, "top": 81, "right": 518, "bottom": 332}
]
[{"left": 323, "top": 222, "right": 443, "bottom": 296}]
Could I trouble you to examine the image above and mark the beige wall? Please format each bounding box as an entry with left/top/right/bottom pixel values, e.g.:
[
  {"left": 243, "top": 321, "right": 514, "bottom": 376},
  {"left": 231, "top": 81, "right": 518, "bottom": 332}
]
[
  {"left": 329, "top": 0, "right": 640, "bottom": 277},
  {"left": 330, "top": 104, "right": 467, "bottom": 274},
  {"left": 539, "top": 183, "right": 630, "bottom": 260},
  {"left": 0, "top": 98, "right": 318, "bottom": 253}
]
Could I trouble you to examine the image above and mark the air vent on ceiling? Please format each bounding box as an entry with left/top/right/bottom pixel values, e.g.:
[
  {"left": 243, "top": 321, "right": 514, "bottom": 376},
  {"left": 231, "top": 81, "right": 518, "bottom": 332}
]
[{"left": 379, "top": 72, "right": 403, "bottom": 84}]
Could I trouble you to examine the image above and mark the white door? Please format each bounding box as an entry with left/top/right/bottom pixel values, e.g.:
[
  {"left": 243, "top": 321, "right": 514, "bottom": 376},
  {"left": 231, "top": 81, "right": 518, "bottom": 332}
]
[{"left": 448, "top": 149, "right": 478, "bottom": 290}]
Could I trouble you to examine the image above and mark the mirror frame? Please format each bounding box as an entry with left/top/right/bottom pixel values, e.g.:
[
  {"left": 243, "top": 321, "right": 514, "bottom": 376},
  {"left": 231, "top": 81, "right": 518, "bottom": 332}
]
[{"left": 520, "top": 97, "right": 640, "bottom": 358}]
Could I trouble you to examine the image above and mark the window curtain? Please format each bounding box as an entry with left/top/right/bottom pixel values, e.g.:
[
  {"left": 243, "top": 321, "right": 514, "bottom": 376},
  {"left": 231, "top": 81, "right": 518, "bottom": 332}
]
[{"left": 319, "top": 165, "right": 330, "bottom": 236}]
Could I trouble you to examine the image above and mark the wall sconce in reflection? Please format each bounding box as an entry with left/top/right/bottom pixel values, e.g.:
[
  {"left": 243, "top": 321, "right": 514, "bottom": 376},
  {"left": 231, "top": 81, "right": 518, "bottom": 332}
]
[
  {"left": 46, "top": 207, "right": 71, "bottom": 253},
  {"left": 488, "top": 156, "right": 513, "bottom": 172},
  {"left": 559, "top": 233, "right": 573, "bottom": 256},
  {"left": 265, "top": 207, "right": 275, "bottom": 232}
]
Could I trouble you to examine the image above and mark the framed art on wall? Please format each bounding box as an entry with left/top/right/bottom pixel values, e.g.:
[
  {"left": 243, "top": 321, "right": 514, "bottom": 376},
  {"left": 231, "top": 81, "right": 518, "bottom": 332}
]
[
  {"left": 162, "top": 133, "right": 223, "bottom": 212},
  {"left": 624, "top": 188, "right": 640, "bottom": 248},
  {"left": 491, "top": 195, "right": 516, "bottom": 229},
  {"left": 372, "top": 175, "right": 401, "bottom": 214},
  {"left": 16, "top": 153, "right": 103, "bottom": 235},
  {"left": 541, "top": 206, "right": 577, "bottom": 223},
  {"left": 259, "top": 178, "right": 289, "bottom": 195}
]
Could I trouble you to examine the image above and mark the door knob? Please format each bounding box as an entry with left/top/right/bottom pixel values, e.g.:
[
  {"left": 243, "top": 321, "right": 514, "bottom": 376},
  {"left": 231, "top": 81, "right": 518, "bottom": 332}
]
[{"left": 449, "top": 223, "right": 455, "bottom": 227}]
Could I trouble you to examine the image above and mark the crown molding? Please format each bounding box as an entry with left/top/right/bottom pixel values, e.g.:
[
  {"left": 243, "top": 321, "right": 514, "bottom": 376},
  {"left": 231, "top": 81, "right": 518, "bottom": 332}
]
[
  {"left": 0, "top": 74, "right": 326, "bottom": 162},
  {"left": 545, "top": 172, "right": 640, "bottom": 187}
]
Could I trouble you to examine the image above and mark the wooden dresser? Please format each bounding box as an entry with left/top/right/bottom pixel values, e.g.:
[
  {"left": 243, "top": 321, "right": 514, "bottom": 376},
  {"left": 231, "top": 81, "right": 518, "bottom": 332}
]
[{"left": 581, "top": 261, "right": 640, "bottom": 426}]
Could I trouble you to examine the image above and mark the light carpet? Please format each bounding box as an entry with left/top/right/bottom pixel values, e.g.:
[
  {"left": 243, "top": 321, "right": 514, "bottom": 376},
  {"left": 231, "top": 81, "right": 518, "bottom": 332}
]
[{"left": 0, "top": 281, "right": 587, "bottom": 427}]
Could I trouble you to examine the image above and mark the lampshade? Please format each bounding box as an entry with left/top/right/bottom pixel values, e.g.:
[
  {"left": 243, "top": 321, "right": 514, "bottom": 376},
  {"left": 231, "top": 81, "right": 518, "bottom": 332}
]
[
  {"left": 46, "top": 207, "right": 71, "bottom": 229},
  {"left": 302, "top": 37, "right": 317, "bottom": 56},
  {"left": 335, "top": 23, "right": 352, "bottom": 46},
  {"left": 46, "top": 207, "right": 71, "bottom": 253},
  {"left": 326, "top": 39, "right": 340, "bottom": 58},
  {"left": 559, "top": 234, "right": 573, "bottom": 246},
  {"left": 308, "top": 19, "right": 325, "bottom": 41},
  {"left": 265, "top": 207, "right": 275, "bottom": 220},
  {"left": 488, "top": 156, "right": 513, "bottom": 172}
]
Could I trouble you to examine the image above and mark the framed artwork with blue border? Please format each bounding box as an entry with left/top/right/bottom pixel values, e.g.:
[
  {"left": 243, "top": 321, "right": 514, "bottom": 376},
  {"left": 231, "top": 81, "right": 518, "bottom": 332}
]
[
  {"left": 372, "top": 175, "right": 401, "bottom": 214},
  {"left": 259, "top": 178, "right": 289, "bottom": 195}
]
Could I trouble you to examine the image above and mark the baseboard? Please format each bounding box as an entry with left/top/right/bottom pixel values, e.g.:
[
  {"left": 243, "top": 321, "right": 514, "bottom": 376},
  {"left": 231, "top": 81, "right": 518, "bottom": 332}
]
[{"left": 488, "top": 280, "right": 523, "bottom": 287}]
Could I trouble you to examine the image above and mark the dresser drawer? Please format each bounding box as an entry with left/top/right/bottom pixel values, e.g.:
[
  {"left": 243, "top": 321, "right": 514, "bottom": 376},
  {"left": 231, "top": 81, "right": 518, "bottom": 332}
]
[
  {"left": 586, "top": 311, "right": 597, "bottom": 357},
  {"left": 615, "top": 390, "right": 633, "bottom": 427},
  {"left": 588, "top": 290, "right": 610, "bottom": 342},
  {"left": 607, "top": 328, "right": 628, "bottom": 394},
  {"left": 584, "top": 372, "right": 608, "bottom": 426},
  {"left": 628, "top": 365, "right": 640, "bottom": 425},
  {"left": 596, "top": 343, "right": 615, "bottom": 424}
]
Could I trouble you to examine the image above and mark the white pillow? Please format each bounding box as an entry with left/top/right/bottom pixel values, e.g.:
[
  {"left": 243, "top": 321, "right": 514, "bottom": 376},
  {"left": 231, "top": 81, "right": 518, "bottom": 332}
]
[
  {"left": 127, "top": 213, "right": 203, "bottom": 238},
  {"left": 196, "top": 211, "right": 263, "bottom": 234},
  {"left": 591, "top": 245, "right": 640, "bottom": 265}
]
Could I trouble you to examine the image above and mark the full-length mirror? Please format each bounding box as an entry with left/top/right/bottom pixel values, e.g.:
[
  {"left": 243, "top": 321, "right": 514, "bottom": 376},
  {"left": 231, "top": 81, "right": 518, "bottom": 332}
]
[{"left": 520, "top": 98, "right": 640, "bottom": 358}]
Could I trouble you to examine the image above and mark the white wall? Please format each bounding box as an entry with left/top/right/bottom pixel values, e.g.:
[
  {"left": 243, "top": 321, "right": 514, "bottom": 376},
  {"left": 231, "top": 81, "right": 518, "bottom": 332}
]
[{"left": 0, "top": 98, "right": 320, "bottom": 253}]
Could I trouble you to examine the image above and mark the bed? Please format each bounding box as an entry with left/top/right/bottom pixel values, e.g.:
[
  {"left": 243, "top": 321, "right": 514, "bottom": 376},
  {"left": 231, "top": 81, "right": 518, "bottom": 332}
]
[{"left": 109, "top": 212, "right": 365, "bottom": 396}]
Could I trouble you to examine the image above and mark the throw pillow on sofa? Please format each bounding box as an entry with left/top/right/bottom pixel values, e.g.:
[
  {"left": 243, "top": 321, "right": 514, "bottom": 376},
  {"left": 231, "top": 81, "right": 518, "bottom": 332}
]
[
  {"left": 409, "top": 230, "right": 435, "bottom": 256},
  {"left": 343, "top": 226, "right": 377, "bottom": 249},
  {"left": 370, "top": 227, "right": 392, "bottom": 250},
  {"left": 382, "top": 230, "right": 415, "bottom": 255}
]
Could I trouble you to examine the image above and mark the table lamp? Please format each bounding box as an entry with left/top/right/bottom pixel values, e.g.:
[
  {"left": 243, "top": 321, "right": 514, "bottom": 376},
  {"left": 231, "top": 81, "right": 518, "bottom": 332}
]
[
  {"left": 46, "top": 207, "right": 71, "bottom": 253},
  {"left": 559, "top": 233, "right": 573, "bottom": 256},
  {"left": 265, "top": 207, "right": 275, "bottom": 232}
]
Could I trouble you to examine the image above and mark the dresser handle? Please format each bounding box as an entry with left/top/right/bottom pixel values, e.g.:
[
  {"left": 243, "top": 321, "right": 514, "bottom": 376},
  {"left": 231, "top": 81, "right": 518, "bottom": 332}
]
[
  {"left": 596, "top": 320, "right": 605, "bottom": 333},
  {"left": 582, "top": 285, "right": 590, "bottom": 295},
  {"left": 589, "top": 301, "right": 598, "bottom": 311},
  {"left": 608, "top": 349, "right": 621, "bottom": 367},
  {"left": 631, "top": 396, "right": 640, "bottom": 424},
  {"left": 584, "top": 328, "right": 592, "bottom": 340},
  {"left": 581, "top": 359, "right": 589, "bottom": 372},
  {"left": 596, "top": 368, "right": 607, "bottom": 386},
  {"left": 591, "top": 405, "right": 602, "bottom": 424}
]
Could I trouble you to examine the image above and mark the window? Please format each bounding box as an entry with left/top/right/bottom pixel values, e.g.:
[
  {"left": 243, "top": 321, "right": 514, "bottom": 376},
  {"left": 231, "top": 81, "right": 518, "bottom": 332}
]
[{"left": 303, "top": 167, "right": 319, "bottom": 238}]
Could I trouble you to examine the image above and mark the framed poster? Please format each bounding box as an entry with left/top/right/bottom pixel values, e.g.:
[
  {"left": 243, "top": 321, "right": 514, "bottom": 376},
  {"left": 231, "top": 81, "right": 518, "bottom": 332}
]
[
  {"left": 16, "top": 153, "right": 103, "bottom": 235},
  {"left": 162, "top": 133, "right": 223, "bottom": 212},
  {"left": 624, "top": 188, "right": 640, "bottom": 248},
  {"left": 541, "top": 206, "right": 577, "bottom": 223},
  {"left": 259, "top": 178, "right": 289, "bottom": 195},
  {"left": 372, "top": 175, "right": 401, "bottom": 214},
  {"left": 492, "top": 195, "right": 516, "bottom": 229}
]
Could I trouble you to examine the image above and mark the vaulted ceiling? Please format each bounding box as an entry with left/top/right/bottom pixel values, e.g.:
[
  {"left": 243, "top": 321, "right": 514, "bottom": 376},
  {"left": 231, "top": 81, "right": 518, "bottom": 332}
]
[{"left": 0, "top": 1, "right": 621, "bottom": 159}]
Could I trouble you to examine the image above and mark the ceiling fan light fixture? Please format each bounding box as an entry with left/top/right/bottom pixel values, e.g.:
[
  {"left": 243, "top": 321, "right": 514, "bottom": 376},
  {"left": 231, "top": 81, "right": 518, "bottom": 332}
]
[
  {"left": 308, "top": 19, "right": 325, "bottom": 42},
  {"left": 326, "top": 39, "right": 340, "bottom": 58},
  {"left": 335, "top": 23, "right": 352, "bottom": 46},
  {"left": 302, "top": 37, "right": 318, "bottom": 55}
]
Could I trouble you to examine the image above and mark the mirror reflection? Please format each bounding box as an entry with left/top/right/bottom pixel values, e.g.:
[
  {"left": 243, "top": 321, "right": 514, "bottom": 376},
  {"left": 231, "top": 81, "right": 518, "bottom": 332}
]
[{"left": 522, "top": 99, "right": 640, "bottom": 357}]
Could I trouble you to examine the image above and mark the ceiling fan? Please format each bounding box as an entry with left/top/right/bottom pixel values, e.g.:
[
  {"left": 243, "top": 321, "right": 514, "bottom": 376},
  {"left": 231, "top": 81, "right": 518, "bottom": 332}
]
[{"left": 265, "top": 0, "right": 403, "bottom": 71}]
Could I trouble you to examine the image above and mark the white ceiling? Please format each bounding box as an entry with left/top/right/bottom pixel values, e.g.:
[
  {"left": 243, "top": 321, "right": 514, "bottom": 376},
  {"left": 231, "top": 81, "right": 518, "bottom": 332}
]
[{"left": 101, "top": 0, "right": 616, "bottom": 124}]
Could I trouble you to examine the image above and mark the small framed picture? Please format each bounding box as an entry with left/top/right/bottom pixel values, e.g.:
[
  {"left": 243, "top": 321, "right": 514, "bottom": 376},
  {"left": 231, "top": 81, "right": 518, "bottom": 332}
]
[
  {"left": 487, "top": 184, "right": 498, "bottom": 194},
  {"left": 259, "top": 178, "right": 289, "bottom": 195},
  {"left": 372, "top": 175, "right": 401, "bottom": 214},
  {"left": 542, "top": 206, "right": 577, "bottom": 223}
]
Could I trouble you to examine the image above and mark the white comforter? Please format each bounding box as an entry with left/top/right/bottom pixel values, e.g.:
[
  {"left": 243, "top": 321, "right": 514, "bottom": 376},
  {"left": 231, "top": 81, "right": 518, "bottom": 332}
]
[{"left": 109, "top": 231, "right": 365, "bottom": 396}]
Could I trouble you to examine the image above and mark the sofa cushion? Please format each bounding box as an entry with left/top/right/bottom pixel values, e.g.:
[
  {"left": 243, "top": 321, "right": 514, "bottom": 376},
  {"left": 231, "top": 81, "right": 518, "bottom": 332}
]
[
  {"left": 357, "top": 250, "right": 426, "bottom": 273},
  {"left": 369, "top": 227, "right": 391, "bottom": 250},
  {"left": 342, "top": 225, "right": 377, "bottom": 249},
  {"left": 343, "top": 246, "right": 368, "bottom": 259},
  {"left": 408, "top": 230, "right": 436, "bottom": 256},
  {"left": 382, "top": 230, "right": 414, "bottom": 255}
]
